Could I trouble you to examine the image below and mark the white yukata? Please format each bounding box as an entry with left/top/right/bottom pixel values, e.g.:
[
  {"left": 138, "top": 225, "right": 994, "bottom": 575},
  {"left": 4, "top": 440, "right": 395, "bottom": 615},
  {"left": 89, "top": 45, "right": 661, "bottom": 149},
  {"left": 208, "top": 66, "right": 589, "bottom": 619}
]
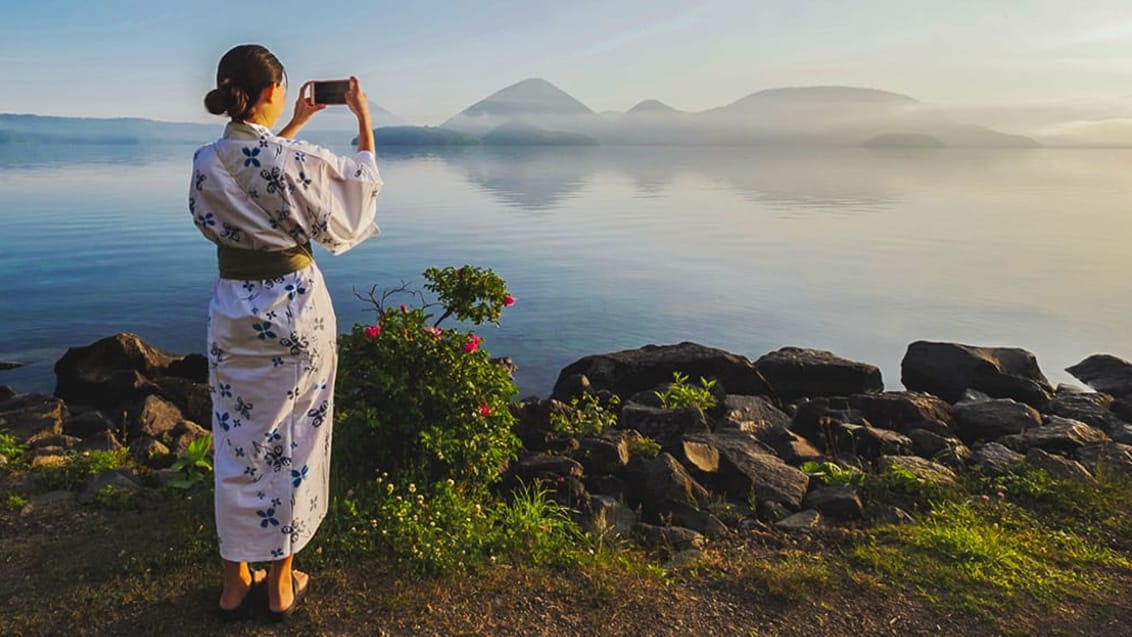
[{"left": 189, "top": 120, "right": 382, "bottom": 562}]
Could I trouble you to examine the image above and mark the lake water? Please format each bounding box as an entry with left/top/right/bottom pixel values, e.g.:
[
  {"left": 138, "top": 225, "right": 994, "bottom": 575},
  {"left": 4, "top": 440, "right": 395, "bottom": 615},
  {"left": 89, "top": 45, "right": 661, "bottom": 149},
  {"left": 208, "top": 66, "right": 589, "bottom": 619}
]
[{"left": 2, "top": 140, "right": 1130, "bottom": 398}]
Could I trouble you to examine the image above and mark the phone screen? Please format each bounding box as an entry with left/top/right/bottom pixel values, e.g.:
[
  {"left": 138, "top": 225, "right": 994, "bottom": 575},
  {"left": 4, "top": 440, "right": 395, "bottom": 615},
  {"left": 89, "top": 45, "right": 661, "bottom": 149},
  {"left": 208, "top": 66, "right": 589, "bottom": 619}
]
[{"left": 312, "top": 80, "right": 349, "bottom": 105}]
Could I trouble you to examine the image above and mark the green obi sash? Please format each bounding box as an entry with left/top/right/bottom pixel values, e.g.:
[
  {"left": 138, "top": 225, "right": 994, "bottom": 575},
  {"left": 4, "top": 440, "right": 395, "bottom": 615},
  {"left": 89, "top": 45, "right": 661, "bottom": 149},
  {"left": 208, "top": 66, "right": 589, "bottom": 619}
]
[{"left": 217, "top": 242, "right": 313, "bottom": 280}]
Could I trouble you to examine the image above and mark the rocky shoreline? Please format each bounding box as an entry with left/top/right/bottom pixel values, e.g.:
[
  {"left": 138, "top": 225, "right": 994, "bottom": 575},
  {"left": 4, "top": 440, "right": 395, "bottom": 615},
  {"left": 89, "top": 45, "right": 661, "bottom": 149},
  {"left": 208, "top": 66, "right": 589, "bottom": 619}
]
[{"left": 3, "top": 333, "right": 1132, "bottom": 544}]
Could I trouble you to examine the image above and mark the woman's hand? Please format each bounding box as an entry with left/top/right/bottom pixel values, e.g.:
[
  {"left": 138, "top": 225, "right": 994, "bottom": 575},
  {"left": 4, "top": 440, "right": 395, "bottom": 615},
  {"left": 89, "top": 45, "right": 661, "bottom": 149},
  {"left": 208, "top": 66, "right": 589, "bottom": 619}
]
[
  {"left": 292, "top": 81, "right": 328, "bottom": 125},
  {"left": 345, "top": 76, "right": 372, "bottom": 126}
]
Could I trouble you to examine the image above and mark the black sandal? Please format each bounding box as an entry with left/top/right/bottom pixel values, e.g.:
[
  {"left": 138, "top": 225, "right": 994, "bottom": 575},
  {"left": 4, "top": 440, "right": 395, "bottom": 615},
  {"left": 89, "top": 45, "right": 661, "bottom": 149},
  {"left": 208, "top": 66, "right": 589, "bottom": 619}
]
[
  {"left": 218, "top": 569, "right": 266, "bottom": 622},
  {"left": 268, "top": 574, "right": 309, "bottom": 622}
]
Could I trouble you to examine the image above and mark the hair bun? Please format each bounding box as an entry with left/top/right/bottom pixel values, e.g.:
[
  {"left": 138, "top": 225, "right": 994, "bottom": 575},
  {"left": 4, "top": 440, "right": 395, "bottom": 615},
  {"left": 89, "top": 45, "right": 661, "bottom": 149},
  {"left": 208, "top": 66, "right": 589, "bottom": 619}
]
[{"left": 203, "top": 82, "right": 249, "bottom": 119}]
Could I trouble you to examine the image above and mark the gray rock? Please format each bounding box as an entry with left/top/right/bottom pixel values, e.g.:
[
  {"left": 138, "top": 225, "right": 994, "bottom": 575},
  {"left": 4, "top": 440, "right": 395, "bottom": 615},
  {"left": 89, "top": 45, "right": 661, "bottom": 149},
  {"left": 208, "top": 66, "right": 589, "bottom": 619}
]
[
  {"left": 169, "top": 420, "right": 210, "bottom": 455},
  {"left": 53, "top": 333, "right": 179, "bottom": 411},
  {"left": 680, "top": 432, "right": 809, "bottom": 509},
  {"left": 1025, "top": 448, "right": 1094, "bottom": 483},
  {"left": 803, "top": 485, "right": 863, "bottom": 520},
  {"left": 553, "top": 342, "right": 775, "bottom": 404},
  {"left": 874, "top": 505, "right": 916, "bottom": 525},
  {"left": 1066, "top": 354, "right": 1132, "bottom": 398},
  {"left": 632, "top": 523, "right": 705, "bottom": 551},
  {"left": 835, "top": 424, "right": 913, "bottom": 460},
  {"left": 514, "top": 453, "right": 584, "bottom": 481},
  {"left": 0, "top": 393, "right": 67, "bottom": 442},
  {"left": 63, "top": 410, "right": 114, "bottom": 439},
  {"left": 588, "top": 495, "right": 637, "bottom": 537},
  {"left": 1056, "top": 383, "right": 1088, "bottom": 395},
  {"left": 28, "top": 433, "right": 80, "bottom": 449},
  {"left": 1075, "top": 443, "right": 1132, "bottom": 478},
  {"left": 754, "top": 347, "right": 882, "bottom": 403},
  {"left": 131, "top": 395, "right": 184, "bottom": 441},
  {"left": 20, "top": 490, "right": 75, "bottom": 517},
  {"left": 970, "top": 442, "right": 1025, "bottom": 477},
  {"left": 641, "top": 453, "right": 711, "bottom": 509},
  {"left": 953, "top": 399, "right": 1041, "bottom": 444},
  {"left": 907, "top": 428, "right": 959, "bottom": 458},
  {"left": 620, "top": 403, "right": 710, "bottom": 451},
  {"left": 878, "top": 455, "right": 957, "bottom": 486},
  {"left": 848, "top": 391, "right": 954, "bottom": 432},
  {"left": 757, "top": 500, "right": 791, "bottom": 523},
  {"left": 129, "top": 437, "right": 172, "bottom": 469},
  {"left": 165, "top": 353, "right": 208, "bottom": 383},
  {"left": 0, "top": 385, "right": 14, "bottom": 402},
  {"left": 775, "top": 509, "right": 822, "bottom": 531},
  {"left": 152, "top": 376, "right": 211, "bottom": 428},
  {"left": 0, "top": 360, "right": 24, "bottom": 370},
  {"left": 713, "top": 394, "right": 791, "bottom": 436},
  {"left": 552, "top": 373, "right": 592, "bottom": 403},
  {"left": 771, "top": 431, "right": 825, "bottom": 466},
  {"left": 655, "top": 501, "right": 730, "bottom": 539},
  {"left": 1048, "top": 392, "right": 1130, "bottom": 438},
  {"left": 575, "top": 432, "right": 630, "bottom": 475},
  {"left": 78, "top": 469, "right": 142, "bottom": 505},
  {"left": 901, "top": 341, "right": 1053, "bottom": 409},
  {"left": 77, "top": 430, "right": 125, "bottom": 453},
  {"left": 998, "top": 416, "right": 1109, "bottom": 454},
  {"left": 958, "top": 389, "right": 994, "bottom": 404}
]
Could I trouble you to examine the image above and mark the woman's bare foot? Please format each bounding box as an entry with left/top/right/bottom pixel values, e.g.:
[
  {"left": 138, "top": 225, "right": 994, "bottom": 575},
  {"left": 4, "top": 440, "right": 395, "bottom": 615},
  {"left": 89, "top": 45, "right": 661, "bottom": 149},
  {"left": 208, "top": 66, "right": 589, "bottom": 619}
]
[
  {"left": 219, "top": 566, "right": 266, "bottom": 610},
  {"left": 268, "top": 568, "right": 309, "bottom": 613}
]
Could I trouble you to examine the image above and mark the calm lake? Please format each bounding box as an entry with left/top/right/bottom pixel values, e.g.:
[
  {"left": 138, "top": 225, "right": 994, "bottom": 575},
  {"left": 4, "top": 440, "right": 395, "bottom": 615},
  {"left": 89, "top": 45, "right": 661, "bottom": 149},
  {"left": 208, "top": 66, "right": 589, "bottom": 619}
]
[{"left": 2, "top": 140, "right": 1129, "bottom": 397}]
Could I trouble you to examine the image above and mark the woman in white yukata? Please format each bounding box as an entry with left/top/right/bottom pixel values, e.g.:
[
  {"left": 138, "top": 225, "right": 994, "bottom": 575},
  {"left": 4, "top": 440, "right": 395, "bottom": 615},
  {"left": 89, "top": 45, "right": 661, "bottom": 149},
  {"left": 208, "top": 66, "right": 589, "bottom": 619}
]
[{"left": 189, "top": 44, "right": 382, "bottom": 620}]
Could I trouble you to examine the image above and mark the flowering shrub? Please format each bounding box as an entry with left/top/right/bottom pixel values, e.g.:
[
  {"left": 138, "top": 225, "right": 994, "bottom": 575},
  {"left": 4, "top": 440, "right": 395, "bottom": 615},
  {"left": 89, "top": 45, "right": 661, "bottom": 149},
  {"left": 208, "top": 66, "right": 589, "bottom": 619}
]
[{"left": 335, "top": 265, "right": 520, "bottom": 493}]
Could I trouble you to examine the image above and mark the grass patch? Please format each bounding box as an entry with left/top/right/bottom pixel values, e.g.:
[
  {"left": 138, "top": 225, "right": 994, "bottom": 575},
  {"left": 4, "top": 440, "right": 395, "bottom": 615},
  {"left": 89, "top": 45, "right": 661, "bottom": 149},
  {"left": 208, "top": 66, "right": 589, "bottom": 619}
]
[
  {"left": 729, "top": 550, "right": 835, "bottom": 605},
  {"left": 36, "top": 449, "right": 132, "bottom": 491},
  {"left": 0, "top": 429, "right": 26, "bottom": 465},
  {"left": 851, "top": 497, "right": 1132, "bottom": 617}
]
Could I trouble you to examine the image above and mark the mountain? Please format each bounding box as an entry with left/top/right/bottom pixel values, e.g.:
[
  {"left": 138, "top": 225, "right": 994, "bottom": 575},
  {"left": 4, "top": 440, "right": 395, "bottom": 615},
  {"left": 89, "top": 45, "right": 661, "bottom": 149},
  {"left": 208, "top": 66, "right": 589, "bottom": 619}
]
[
  {"left": 626, "top": 100, "right": 681, "bottom": 115},
  {"left": 442, "top": 78, "right": 596, "bottom": 135},
  {"left": 0, "top": 113, "right": 216, "bottom": 144}
]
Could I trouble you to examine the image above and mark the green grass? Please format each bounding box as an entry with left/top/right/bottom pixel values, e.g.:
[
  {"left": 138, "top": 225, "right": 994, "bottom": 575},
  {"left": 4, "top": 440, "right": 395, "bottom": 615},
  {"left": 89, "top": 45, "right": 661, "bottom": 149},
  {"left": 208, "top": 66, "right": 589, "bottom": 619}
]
[
  {"left": 36, "top": 449, "right": 133, "bottom": 491},
  {"left": 0, "top": 429, "right": 26, "bottom": 464},
  {"left": 851, "top": 497, "right": 1131, "bottom": 617}
]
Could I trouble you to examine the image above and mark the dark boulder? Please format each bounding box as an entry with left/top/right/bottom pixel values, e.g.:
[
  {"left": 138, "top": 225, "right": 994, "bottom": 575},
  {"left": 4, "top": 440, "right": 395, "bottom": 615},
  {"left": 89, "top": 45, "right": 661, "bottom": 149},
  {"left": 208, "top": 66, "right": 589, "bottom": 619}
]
[
  {"left": 771, "top": 431, "right": 826, "bottom": 466},
  {"left": 1025, "top": 448, "right": 1094, "bottom": 483},
  {"left": 1048, "top": 392, "right": 1128, "bottom": 436},
  {"left": 63, "top": 410, "right": 114, "bottom": 439},
  {"left": 77, "top": 430, "right": 125, "bottom": 453},
  {"left": 1075, "top": 443, "right": 1132, "bottom": 478},
  {"left": 754, "top": 347, "right": 882, "bottom": 402},
  {"left": 834, "top": 424, "right": 913, "bottom": 460},
  {"left": 998, "top": 416, "right": 1109, "bottom": 455},
  {"left": 619, "top": 403, "right": 709, "bottom": 452},
  {"left": 953, "top": 399, "right": 1041, "bottom": 444},
  {"left": 652, "top": 501, "right": 729, "bottom": 539},
  {"left": 847, "top": 392, "right": 953, "bottom": 432},
  {"left": 901, "top": 341, "right": 1053, "bottom": 408},
  {"left": 129, "top": 437, "right": 172, "bottom": 469},
  {"left": 632, "top": 523, "right": 705, "bottom": 551},
  {"left": 575, "top": 432, "right": 630, "bottom": 475},
  {"left": 553, "top": 342, "right": 775, "bottom": 405},
  {"left": 1066, "top": 354, "right": 1132, "bottom": 398},
  {"left": 587, "top": 495, "right": 637, "bottom": 537},
  {"left": 54, "top": 333, "right": 178, "bottom": 410},
  {"left": 969, "top": 442, "right": 1025, "bottom": 477},
  {"left": 789, "top": 397, "right": 870, "bottom": 446},
  {"left": 153, "top": 376, "right": 211, "bottom": 429},
  {"left": 129, "top": 395, "right": 185, "bottom": 441},
  {"left": 0, "top": 386, "right": 14, "bottom": 403},
  {"left": 878, "top": 455, "right": 957, "bottom": 487},
  {"left": 513, "top": 453, "right": 584, "bottom": 481},
  {"left": 680, "top": 432, "right": 809, "bottom": 509},
  {"left": 169, "top": 420, "right": 210, "bottom": 454},
  {"left": 712, "top": 394, "right": 790, "bottom": 436},
  {"left": 78, "top": 469, "right": 142, "bottom": 505},
  {"left": 638, "top": 452, "right": 711, "bottom": 509},
  {"left": 552, "top": 373, "right": 592, "bottom": 403},
  {"left": 803, "top": 485, "right": 863, "bottom": 520},
  {"left": 165, "top": 353, "right": 208, "bottom": 384},
  {"left": 0, "top": 393, "right": 67, "bottom": 442},
  {"left": 775, "top": 510, "right": 822, "bottom": 531}
]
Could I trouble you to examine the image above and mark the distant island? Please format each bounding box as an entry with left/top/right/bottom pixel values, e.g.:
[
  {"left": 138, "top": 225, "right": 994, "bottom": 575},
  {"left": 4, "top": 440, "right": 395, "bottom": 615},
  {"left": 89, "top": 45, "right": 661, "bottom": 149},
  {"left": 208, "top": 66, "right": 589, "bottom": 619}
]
[
  {"left": 3, "top": 81, "right": 1043, "bottom": 148},
  {"left": 864, "top": 133, "right": 946, "bottom": 148}
]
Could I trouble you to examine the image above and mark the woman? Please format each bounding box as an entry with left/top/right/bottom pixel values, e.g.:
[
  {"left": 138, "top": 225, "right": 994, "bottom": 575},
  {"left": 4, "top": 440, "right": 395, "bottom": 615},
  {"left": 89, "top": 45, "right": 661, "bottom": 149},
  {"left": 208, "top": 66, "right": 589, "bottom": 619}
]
[{"left": 189, "top": 44, "right": 382, "bottom": 620}]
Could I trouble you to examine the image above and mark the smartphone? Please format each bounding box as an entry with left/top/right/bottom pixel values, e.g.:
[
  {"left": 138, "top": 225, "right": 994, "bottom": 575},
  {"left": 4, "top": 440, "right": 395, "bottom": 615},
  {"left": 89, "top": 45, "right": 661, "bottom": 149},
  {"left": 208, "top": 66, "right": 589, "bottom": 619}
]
[{"left": 311, "top": 80, "right": 349, "bottom": 105}]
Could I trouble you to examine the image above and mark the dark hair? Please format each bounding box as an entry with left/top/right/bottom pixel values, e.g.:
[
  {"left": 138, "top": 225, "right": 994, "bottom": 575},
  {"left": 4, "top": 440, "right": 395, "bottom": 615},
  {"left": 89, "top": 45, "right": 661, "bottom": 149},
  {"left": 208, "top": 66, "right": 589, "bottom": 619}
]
[{"left": 203, "top": 44, "right": 285, "bottom": 121}]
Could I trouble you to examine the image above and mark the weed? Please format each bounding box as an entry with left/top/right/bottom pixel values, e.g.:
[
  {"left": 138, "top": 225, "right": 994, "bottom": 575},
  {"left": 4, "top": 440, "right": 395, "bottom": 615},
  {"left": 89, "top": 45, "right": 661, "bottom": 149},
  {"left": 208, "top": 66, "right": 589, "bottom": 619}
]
[
  {"left": 655, "top": 372, "right": 717, "bottom": 411},
  {"left": 166, "top": 435, "right": 212, "bottom": 491},
  {"left": 0, "top": 429, "right": 26, "bottom": 465},
  {"left": 626, "top": 435, "right": 661, "bottom": 459},
  {"left": 551, "top": 391, "right": 620, "bottom": 437},
  {"left": 801, "top": 460, "right": 866, "bottom": 487},
  {"left": 5, "top": 493, "right": 26, "bottom": 511},
  {"left": 37, "top": 449, "right": 131, "bottom": 491}
]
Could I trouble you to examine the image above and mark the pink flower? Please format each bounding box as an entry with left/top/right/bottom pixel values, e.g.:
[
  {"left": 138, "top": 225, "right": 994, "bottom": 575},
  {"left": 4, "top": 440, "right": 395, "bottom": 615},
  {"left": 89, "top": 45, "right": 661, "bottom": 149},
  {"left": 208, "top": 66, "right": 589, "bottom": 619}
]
[
  {"left": 423, "top": 326, "right": 442, "bottom": 340},
  {"left": 981, "top": 494, "right": 991, "bottom": 502},
  {"left": 399, "top": 304, "right": 408, "bottom": 313},
  {"left": 503, "top": 295, "right": 516, "bottom": 307},
  {"left": 463, "top": 334, "right": 482, "bottom": 353},
  {"left": 363, "top": 324, "right": 381, "bottom": 339},
  {"left": 996, "top": 491, "right": 1005, "bottom": 499},
  {"left": 478, "top": 402, "right": 491, "bottom": 418}
]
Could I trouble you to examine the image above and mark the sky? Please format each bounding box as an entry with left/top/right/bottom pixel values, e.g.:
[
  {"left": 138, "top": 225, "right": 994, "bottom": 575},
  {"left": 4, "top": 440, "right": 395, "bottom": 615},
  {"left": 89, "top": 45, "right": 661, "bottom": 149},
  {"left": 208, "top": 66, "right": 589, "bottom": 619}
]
[{"left": 3, "top": 0, "right": 1132, "bottom": 126}]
